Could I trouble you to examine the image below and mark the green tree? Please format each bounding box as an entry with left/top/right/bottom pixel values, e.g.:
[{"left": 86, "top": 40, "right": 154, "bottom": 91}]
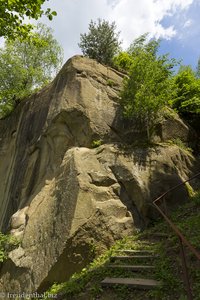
[
  {"left": 0, "top": 23, "right": 63, "bottom": 118},
  {"left": 172, "top": 66, "right": 200, "bottom": 114},
  {"left": 119, "top": 35, "right": 176, "bottom": 140},
  {"left": 78, "top": 19, "right": 121, "bottom": 66},
  {"left": 112, "top": 51, "right": 133, "bottom": 71},
  {"left": 172, "top": 66, "right": 200, "bottom": 131},
  {"left": 0, "top": 0, "right": 57, "bottom": 39}
]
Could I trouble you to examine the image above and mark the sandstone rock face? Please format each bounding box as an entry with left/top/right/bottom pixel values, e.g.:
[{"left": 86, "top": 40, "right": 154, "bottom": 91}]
[
  {"left": 0, "top": 56, "right": 124, "bottom": 232},
  {"left": 0, "top": 56, "right": 199, "bottom": 293},
  {"left": 9, "top": 206, "right": 29, "bottom": 239}
]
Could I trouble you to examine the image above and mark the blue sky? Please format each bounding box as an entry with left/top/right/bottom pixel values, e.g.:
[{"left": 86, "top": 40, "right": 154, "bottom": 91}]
[{"left": 158, "top": 0, "right": 200, "bottom": 69}]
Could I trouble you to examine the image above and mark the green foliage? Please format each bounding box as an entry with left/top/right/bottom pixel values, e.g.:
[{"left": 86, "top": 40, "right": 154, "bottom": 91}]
[
  {"left": 196, "top": 57, "right": 200, "bottom": 78},
  {"left": 172, "top": 66, "right": 200, "bottom": 114},
  {"left": 44, "top": 235, "right": 155, "bottom": 299},
  {"left": 44, "top": 196, "right": 200, "bottom": 299},
  {"left": 79, "top": 19, "right": 121, "bottom": 66},
  {"left": 113, "top": 51, "right": 133, "bottom": 71},
  {"left": 166, "top": 138, "right": 192, "bottom": 153},
  {"left": 106, "top": 79, "right": 115, "bottom": 87},
  {"left": 91, "top": 139, "right": 103, "bottom": 148},
  {"left": 44, "top": 250, "right": 110, "bottom": 298},
  {"left": 0, "top": 232, "right": 19, "bottom": 262},
  {"left": 171, "top": 66, "right": 200, "bottom": 131},
  {"left": 126, "top": 33, "right": 159, "bottom": 60},
  {"left": 0, "top": 0, "right": 57, "bottom": 39},
  {"left": 191, "top": 190, "right": 200, "bottom": 205},
  {"left": 170, "top": 196, "right": 200, "bottom": 250},
  {"left": 0, "top": 232, "right": 10, "bottom": 262},
  {"left": 0, "top": 23, "right": 63, "bottom": 118},
  {"left": 119, "top": 34, "right": 176, "bottom": 140}
]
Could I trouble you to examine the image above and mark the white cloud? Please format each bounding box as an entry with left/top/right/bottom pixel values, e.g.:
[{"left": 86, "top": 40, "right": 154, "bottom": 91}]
[
  {"left": 109, "top": 0, "right": 194, "bottom": 48},
  {"left": 40, "top": 0, "right": 195, "bottom": 60}
]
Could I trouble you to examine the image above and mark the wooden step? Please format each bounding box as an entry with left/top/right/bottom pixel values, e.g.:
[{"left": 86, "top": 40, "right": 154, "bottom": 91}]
[
  {"left": 101, "top": 277, "right": 161, "bottom": 289},
  {"left": 111, "top": 255, "right": 158, "bottom": 260},
  {"left": 107, "top": 264, "right": 155, "bottom": 270}
]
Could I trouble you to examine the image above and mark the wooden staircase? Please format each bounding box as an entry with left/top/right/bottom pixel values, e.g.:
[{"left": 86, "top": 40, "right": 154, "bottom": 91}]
[{"left": 101, "top": 248, "right": 161, "bottom": 291}]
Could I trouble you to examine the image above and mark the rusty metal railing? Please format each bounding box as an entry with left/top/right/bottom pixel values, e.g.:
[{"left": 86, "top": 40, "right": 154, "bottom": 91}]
[{"left": 153, "top": 172, "right": 200, "bottom": 300}]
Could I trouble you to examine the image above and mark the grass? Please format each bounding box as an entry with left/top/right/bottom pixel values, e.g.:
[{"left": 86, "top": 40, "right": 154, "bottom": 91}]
[
  {"left": 165, "top": 138, "right": 192, "bottom": 153},
  {"left": 91, "top": 139, "right": 103, "bottom": 148},
  {"left": 43, "top": 193, "right": 200, "bottom": 300},
  {"left": 106, "top": 79, "right": 115, "bottom": 87}
]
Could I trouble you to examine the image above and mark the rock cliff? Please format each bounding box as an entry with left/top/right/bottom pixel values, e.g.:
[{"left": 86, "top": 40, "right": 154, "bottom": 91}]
[{"left": 0, "top": 56, "right": 199, "bottom": 293}]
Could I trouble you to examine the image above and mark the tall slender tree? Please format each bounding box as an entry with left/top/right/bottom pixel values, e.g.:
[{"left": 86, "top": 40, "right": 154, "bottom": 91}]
[{"left": 119, "top": 35, "right": 176, "bottom": 140}]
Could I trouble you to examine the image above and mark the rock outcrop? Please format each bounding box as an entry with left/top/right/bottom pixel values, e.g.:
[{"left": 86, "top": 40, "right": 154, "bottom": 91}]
[{"left": 0, "top": 56, "right": 199, "bottom": 294}]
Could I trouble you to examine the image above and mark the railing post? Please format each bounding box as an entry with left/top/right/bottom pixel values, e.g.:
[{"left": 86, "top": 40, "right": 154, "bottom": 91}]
[
  {"left": 153, "top": 172, "right": 200, "bottom": 300},
  {"left": 163, "top": 196, "right": 168, "bottom": 216},
  {"left": 179, "top": 237, "right": 193, "bottom": 300}
]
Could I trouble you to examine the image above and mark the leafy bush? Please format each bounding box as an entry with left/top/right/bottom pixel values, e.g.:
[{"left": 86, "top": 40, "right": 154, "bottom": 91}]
[
  {"left": 0, "top": 232, "right": 19, "bottom": 262},
  {"left": 172, "top": 66, "right": 200, "bottom": 113},
  {"left": 106, "top": 79, "right": 115, "bottom": 87},
  {"left": 171, "top": 66, "right": 200, "bottom": 131},
  {"left": 91, "top": 139, "right": 103, "bottom": 148}
]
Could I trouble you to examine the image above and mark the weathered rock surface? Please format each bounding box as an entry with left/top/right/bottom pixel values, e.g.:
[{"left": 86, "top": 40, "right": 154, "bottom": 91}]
[{"left": 0, "top": 56, "right": 199, "bottom": 294}]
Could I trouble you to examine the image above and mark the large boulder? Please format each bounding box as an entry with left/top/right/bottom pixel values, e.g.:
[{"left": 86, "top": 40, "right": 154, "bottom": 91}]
[
  {"left": 0, "top": 143, "right": 198, "bottom": 293},
  {"left": 0, "top": 56, "right": 124, "bottom": 232},
  {"left": 0, "top": 56, "right": 199, "bottom": 294}
]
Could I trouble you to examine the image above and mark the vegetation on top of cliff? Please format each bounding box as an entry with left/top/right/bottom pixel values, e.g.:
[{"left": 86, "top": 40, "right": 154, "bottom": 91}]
[
  {"left": 115, "top": 34, "right": 177, "bottom": 140},
  {"left": 1, "top": 16, "right": 200, "bottom": 141},
  {"left": 171, "top": 66, "right": 200, "bottom": 132},
  {"left": 114, "top": 36, "right": 200, "bottom": 137},
  {"left": 79, "top": 19, "right": 121, "bottom": 66},
  {"left": 0, "top": 0, "right": 57, "bottom": 39},
  {"left": 79, "top": 22, "right": 200, "bottom": 140},
  {"left": 43, "top": 191, "right": 200, "bottom": 300},
  {"left": 0, "top": 23, "right": 63, "bottom": 119}
]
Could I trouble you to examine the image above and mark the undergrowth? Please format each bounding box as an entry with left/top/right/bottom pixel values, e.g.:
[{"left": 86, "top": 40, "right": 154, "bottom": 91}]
[
  {"left": 0, "top": 232, "right": 20, "bottom": 262},
  {"left": 43, "top": 192, "right": 200, "bottom": 300}
]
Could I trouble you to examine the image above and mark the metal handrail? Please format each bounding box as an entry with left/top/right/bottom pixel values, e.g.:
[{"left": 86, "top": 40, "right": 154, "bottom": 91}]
[{"left": 152, "top": 172, "right": 200, "bottom": 300}]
